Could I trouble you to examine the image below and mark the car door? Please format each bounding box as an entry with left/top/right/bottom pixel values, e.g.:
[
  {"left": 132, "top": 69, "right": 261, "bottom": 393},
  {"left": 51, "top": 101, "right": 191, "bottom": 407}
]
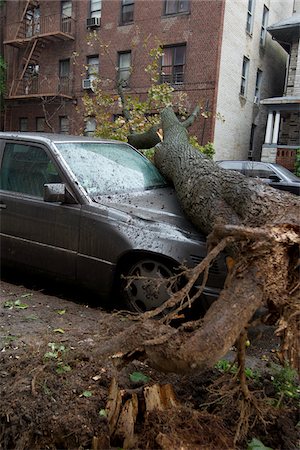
[{"left": 0, "top": 140, "right": 81, "bottom": 279}]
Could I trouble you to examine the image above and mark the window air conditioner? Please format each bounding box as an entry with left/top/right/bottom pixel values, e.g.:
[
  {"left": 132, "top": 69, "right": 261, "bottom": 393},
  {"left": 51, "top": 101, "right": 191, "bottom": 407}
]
[
  {"left": 86, "top": 17, "right": 101, "bottom": 28},
  {"left": 82, "top": 78, "right": 94, "bottom": 90}
]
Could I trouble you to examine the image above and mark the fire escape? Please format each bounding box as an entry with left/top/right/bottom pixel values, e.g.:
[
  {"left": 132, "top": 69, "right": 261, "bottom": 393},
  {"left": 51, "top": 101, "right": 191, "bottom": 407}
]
[{"left": 4, "top": 0, "right": 75, "bottom": 100}]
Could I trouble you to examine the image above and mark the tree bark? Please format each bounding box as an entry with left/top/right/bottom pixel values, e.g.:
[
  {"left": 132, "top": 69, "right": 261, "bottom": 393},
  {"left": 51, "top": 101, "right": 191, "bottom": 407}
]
[{"left": 119, "top": 106, "right": 299, "bottom": 374}]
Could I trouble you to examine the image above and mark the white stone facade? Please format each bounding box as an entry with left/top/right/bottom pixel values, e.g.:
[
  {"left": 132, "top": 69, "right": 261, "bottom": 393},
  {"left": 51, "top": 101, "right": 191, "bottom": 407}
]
[{"left": 213, "top": 0, "right": 294, "bottom": 161}]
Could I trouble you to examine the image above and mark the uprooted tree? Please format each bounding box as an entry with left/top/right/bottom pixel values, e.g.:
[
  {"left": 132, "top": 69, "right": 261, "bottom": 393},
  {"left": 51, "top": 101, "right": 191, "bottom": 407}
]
[
  {"left": 81, "top": 39, "right": 299, "bottom": 375},
  {"left": 102, "top": 104, "right": 299, "bottom": 378}
]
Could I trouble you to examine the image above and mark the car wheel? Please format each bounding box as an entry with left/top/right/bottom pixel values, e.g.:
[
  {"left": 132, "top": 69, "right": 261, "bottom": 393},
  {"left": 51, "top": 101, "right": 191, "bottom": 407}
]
[{"left": 120, "top": 258, "right": 176, "bottom": 313}]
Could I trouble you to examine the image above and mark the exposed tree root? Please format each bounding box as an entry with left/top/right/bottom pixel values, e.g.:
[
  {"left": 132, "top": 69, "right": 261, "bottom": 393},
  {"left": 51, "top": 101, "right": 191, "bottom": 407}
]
[{"left": 102, "top": 223, "right": 299, "bottom": 377}]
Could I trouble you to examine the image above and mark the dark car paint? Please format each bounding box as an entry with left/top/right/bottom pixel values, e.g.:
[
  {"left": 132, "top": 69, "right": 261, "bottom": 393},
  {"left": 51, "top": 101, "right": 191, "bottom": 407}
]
[{"left": 0, "top": 133, "right": 226, "bottom": 305}]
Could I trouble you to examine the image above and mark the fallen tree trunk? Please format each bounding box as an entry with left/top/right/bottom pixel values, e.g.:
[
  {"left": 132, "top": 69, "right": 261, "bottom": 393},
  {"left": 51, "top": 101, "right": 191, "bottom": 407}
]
[{"left": 117, "top": 104, "right": 300, "bottom": 374}]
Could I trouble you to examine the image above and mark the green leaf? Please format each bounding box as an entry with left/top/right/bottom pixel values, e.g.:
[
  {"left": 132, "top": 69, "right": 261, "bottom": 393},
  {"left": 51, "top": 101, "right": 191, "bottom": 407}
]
[
  {"left": 20, "top": 293, "right": 33, "bottom": 298},
  {"left": 25, "top": 314, "right": 38, "bottom": 321},
  {"left": 14, "top": 299, "right": 29, "bottom": 309},
  {"left": 129, "top": 371, "right": 150, "bottom": 384},
  {"left": 82, "top": 390, "right": 93, "bottom": 398},
  {"left": 3, "top": 300, "right": 14, "bottom": 309},
  {"left": 53, "top": 328, "right": 65, "bottom": 334},
  {"left": 247, "top": 438, "right": 273, "bottom": 450},
  {"left": 99, "top": 409, "right": 107, "bottom": 417},
  {"left": 56, "top": 364, "right": 72, "bottom": 374},
  {"left": 56, "top": 309, "right": 66, "bottom": 315}
]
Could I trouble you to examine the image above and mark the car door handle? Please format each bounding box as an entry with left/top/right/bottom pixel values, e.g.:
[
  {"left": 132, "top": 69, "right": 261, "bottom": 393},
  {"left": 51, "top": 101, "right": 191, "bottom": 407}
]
[{"left": 0, "top": 202, "right": 7, "bottom": 209}]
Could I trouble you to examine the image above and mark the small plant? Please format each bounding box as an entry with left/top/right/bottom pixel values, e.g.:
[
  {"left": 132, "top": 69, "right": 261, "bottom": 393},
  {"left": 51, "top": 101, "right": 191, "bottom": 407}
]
[
  {"left": 270, "top": 364, "right": 299, "bottom": 401},
  {"left": 129, "top": 371, "right": 150, "bottom": 384},
  {"left": 44, "top": 342, "right": 72, "bottom": 374},
  {"left": 215, "top": 359, "right": 235, "bottom": 373},
  {"left": 247, "top": 437, "right": 273, "bottom": 450},
  {"left": 3, "top": 299, "right": 29, "bottom": 310},
  {"left": 189, "top": 137, "right": 215, "bottom": 159},
  {"left": 215, "top": 359, "right": 260, "bottom": 380}
]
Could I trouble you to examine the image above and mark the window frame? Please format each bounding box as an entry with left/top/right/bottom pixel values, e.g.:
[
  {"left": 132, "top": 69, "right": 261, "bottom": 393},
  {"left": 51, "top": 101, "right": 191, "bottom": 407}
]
[
  {"left": 89, "top": 0, "right": 101, "bottom": 19},
  {"left": 59, "top": 58, "right": 70, "bottom": 93},
  {"left": 160, "top": 44, "right": 186, "bottom": 85},
  {"left": 19, "top": 118, "right": 28, "bottom": 132},
  {"left": 260, "top": 5, "right": 269, "bottom": 46},
  {"left": 240, "top": 56, "right": 250, "bottom": 97},
  {"left": 36, "top": 117, "right": 46, "bottom": 132},
  {"left": 59, "top": 116, "right": 69, "bottom": 134},
  {"left": 246, "top": 0, "right": 255, "bottom": 35},
  {"left": 163, "top": 0, "right": 190, "bottom": 16},
  {"left": 61, "top": 0, "right": 72, "bottom": 18},
  {"left": 0, "top": 142, "right": 62, "bottom": 198},
  {"left": 86, "top": 55, "right": 99, "bottom": 81},
  {"left": 118, "top": 51, "right": 132, "bottom": 85},
  {"left": 120, "top": 0, "right": 134, "bottom": 25},
  {"left": 84, "top": 117, "right": 97, "bottom": 136},
  {"left": 254, "top": 68, "right": 263, "bottom": 103}
]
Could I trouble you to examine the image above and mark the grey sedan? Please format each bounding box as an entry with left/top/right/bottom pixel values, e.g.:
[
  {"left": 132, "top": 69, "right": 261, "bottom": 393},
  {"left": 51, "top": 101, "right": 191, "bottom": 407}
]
[
  {"left": 217, "top": 160, "right": 300, "bottom": 196},
  {"left": 0, "top": 133, "right": 227, "bottom": 312}
]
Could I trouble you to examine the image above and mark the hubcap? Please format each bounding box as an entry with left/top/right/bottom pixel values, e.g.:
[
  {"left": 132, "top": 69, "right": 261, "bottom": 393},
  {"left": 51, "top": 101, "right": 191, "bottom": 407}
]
[{"left": 124, "top": 260, "right": 174, "bottom": 312}]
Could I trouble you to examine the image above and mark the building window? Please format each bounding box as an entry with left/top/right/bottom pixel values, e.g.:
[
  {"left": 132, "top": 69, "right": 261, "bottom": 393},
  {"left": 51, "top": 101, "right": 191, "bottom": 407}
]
[
  {"left": 85, "top": 117, "right": 96, "bottom": 136},
  {"left": 249, "top": 123, "right": 256, "bottom": 157},
  {"left": 59, "top": 59, "right": 70, "bottom": 93},
  {"left": 246, "top": 0, "right": 255, "bottom": 34},
  {"left": 19, "top": 118, "right": 28, "bottom": 131},
  {"left": 36, "top": 117, "right": 46, "bottom": 132},
  {"left": 61, "top": 0, "right": 72, "bottom": 17},
  {"left": 87, "top": 55, "right": 99, "bottom": 81},
  {"left": 118, "top": 51, "right": 131, "bottom": 85},
  {"left": 121, "top": 0, "right": 134, "bottom": 24},
  {"left": 260, "top": 5, "right": 269, "bottom": 46},
  {"left": 240, "top": 56, "right": 250, "bottom": 97},
  {"left": 61, "top": 0, "right": 72, "bottom": 32},
  {"left": 164, "top": 0, "right": 189, "bottom": 15},
  {"left": 254, "top": 69, "right": 262, "bottom": 103},
  {"left": 90, "top": 0, "right": 101, "bottom": 19},
  {"left": 161, "top": 44, "right": 186, "bottom": 84},
  {"left": 59, "top": 116, "right": 69, "bottom": 134},
  {"left": 25, "top": 6, "right": 40, "bottom": 37}
]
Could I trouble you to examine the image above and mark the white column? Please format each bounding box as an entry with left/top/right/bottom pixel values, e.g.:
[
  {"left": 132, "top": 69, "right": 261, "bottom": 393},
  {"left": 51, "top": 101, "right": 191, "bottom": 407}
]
[
  {"left": 265, "top": 112, "right": 274, "bottom": 144},
  {"left": 272, "top": 111, "right": 281, "bottom": 144}
]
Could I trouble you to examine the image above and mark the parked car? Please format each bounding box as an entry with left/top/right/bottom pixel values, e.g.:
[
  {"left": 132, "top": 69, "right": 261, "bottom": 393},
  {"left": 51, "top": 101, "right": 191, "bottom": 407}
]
[
  {"left": 0, "top": 132, "right": 227, "bottom": 313},
  {"left": 216, "top": 160, "right": 300, "bottom": 196}
]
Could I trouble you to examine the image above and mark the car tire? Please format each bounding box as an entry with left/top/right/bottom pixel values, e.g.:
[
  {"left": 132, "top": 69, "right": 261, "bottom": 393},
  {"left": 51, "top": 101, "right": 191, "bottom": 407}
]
[{"left": 119, "top": 258, "right": 177, "bottom": 313}]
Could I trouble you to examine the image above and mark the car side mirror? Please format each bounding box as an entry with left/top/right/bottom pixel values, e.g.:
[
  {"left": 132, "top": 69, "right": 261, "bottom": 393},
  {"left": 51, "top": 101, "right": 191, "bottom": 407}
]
[
  {"left": 268, "top": 174, "right": 281, "bottom": 182},
  {"left": 44, "top": 183, "right": 76, "bottom": 204}
]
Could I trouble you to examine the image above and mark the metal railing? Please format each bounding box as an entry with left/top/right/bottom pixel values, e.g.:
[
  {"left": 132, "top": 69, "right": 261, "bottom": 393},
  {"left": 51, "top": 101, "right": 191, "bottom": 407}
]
[
  {"left": 5, "top": 14, "right": 75, "bottom": 41},
  {"left": 8, "top": 76, "right": 72, "bottom": 98}
]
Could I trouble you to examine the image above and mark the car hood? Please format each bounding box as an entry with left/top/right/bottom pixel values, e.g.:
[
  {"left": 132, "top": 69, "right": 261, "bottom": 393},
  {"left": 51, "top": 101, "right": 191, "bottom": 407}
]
[{"left": 94, "top": 187, "right": 204, "bottom": 239}]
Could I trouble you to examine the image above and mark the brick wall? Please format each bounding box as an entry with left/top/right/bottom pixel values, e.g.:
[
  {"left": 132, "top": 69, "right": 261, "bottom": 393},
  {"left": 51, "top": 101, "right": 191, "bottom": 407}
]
[{"left": 3, "top": 0, "right": 225, "bottom": 143}]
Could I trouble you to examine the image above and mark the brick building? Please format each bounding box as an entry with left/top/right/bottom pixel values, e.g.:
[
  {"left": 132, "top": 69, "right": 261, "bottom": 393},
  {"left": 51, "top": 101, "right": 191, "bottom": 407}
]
[{"left": 0, "top": 0, "right": 294, "bottom": 160}]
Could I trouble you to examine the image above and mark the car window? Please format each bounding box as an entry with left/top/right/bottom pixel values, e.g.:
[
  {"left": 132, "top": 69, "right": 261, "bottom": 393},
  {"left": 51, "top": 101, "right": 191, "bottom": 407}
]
[
  {"left": 218, "top": 161, "right": 244, "bottom": 173},
  {"left": 56, "top": 142, "right": 166, "bottom": 196},
  {"left": 244, "top": 162, "right": 277, "bottom": 179},
  {"left": 0, "top": 143, "right": 62, "bottom": 197}
]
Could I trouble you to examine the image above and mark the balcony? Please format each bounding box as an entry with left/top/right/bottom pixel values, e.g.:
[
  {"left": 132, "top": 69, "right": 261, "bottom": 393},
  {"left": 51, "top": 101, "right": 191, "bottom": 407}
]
[
  {"left": 4, "top": 14, "right": 75, "bottom": 47},
  {"left": 6, "top": 76, "right": 73, "bottom": 100}
]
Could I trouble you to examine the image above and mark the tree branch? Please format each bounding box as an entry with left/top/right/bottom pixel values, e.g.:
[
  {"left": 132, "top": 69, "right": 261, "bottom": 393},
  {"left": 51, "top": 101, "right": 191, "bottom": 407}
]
[{"left": 181, "top": 105, "right": 200, "bottom": 129}]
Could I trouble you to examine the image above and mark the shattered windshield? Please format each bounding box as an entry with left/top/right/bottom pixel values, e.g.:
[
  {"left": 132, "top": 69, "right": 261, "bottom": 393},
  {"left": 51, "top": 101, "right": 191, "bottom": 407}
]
[{"left": 56, "top": 142, "right": 166, "bottom": 197}]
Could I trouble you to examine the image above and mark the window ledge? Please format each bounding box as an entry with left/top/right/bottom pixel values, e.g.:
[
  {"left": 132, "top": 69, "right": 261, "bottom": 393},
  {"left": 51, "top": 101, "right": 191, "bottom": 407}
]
[
  {"left": 118, "top": 21, "right": 134, "bottom": 27},
  {"left": 162, "top": 11, "right": 190, "bottom": 19}
]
